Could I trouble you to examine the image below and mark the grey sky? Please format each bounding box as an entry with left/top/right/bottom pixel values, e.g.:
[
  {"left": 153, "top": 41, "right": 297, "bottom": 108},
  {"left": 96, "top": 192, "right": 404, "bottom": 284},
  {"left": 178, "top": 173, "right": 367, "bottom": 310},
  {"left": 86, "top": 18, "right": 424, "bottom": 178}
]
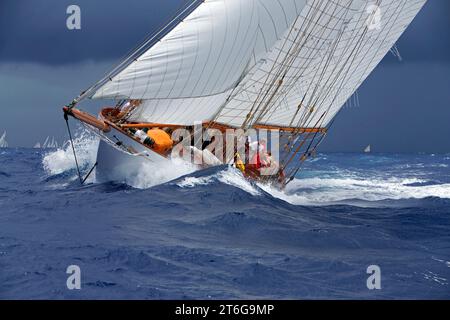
[{"left": 0, "top": 0, "right": 449, "bottom": 152}]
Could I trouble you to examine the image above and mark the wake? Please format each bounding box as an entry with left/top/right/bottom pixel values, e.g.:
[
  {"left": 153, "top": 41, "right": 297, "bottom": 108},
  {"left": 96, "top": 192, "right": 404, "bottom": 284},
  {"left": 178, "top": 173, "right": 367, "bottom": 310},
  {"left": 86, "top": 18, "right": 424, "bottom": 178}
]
[{"left": 41, "top": 129, "right": 450, "bottom": 205}]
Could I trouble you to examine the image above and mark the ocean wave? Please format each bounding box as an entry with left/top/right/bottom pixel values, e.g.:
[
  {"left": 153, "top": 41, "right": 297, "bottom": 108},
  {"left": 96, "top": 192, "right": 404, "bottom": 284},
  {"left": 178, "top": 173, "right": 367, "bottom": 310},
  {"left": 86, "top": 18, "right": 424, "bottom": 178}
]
[
  {"left": 41, "top": 128, "right": 198, "bottom": 189},
  {"left": 129, "top": 157, "right": 198, "bottom": 189},
  {"left": 176, "top": 176, "right": 214, "bottom": 188},
  {"left": 42, "top": 129, "right": 99, "bottom": 180},
  {"left": 260, "top": 175, "right": 450, "bottom": 206},
  {"left": 176, "top": 166, "right": 261, "bottom": 196}
]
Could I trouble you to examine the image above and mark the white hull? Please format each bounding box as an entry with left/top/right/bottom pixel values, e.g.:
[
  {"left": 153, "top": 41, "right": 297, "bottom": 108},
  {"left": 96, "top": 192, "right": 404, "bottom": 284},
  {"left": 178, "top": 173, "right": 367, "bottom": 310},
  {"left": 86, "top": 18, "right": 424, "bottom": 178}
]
[{"left": 95, "top": 125, "right": 170, "bottom": 183}]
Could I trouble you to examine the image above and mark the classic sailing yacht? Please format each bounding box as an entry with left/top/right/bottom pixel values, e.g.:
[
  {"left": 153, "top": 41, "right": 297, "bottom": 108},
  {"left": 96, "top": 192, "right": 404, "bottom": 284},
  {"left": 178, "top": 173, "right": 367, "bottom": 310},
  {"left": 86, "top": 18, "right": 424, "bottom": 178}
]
[{"left": 63, "top": 0, "right": 427, "bottom": 186}]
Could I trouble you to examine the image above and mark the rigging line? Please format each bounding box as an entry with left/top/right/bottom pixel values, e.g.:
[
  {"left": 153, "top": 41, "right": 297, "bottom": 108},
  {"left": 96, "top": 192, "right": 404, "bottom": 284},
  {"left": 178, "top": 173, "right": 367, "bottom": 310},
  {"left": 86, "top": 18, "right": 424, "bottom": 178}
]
[
  {"left": 75, "top": 0, "right": 205, "bottom": 104},
  {"left": 292, "top": 0, "right": 380, "bottom": 131},
  {"left": 305, "top": 0, "right": 405, "bottom": 127},
  {"left": 304, "top": 26, "right": 368, "bottom": 124},
  {"left": 274, "top": 0, "right": 409, "bottom": 185},
  {"left": 264, "top": 0, "right": 352, "bottom": 110},
  {"left": 242, "top": 11, "right": 304, "bottom": 125},
  {"left": 294, "top": 0, "right": 369, "bottom": 119},
  {"left": 228, "top": 0, "right": 352, "bottom": 129},
  {"left": 282, "top": 131, "right": 323, "bottom": 183},
  {"left": 283, "top": 108, "right": 330, "bottom": 183},
  {"left": 269, "top": 16, "right": 345, "bottom": 128},
  {"left": 279, "top": 2, "right": 370, "bottom": 166},
  {"left": 196, "top": 29, "right": 261, "bottom": 142},
  {"left": 256, "top": 0, "right": 354, "bottom": 127},
  {"left": 284, "top": 90, "right": 344, "bottom": 187},
  {"left": 281, "top": 110, "right": 326, "bottom": 170},
  {"left": 81, "top": 162, "right": 98, "bottom": 185},
  {"left": 249, "top": 0, "right": 332, "bottom": 124},
  {"left": 63, "top": 112, "right": 83, "bottom": 184},
  {"left": 213, "top": 0, "right": 339, "bottom": 126},
  {"left": 257, "top": 0, "right": 350, "bottom": 120},
  {"left": 285, "top": 2, "right": 354, "bottom": 124},
  {"left": 240, "top": 0, "right": 324, "bottom": 128},
  {"left": 212, "top": 0, "right": 324, "bottom": 127},
  {"left": 273, "top": 0, "right": 356, "bottom": 150},
  {"left": 284, "top": 0, "right": 399, "bottom": 177},
  {"left": 320, "top": 0, "right": 409, "bottom": 125},
  {"left": 284, "top": 131, "right": 326, "bottom": 186}
]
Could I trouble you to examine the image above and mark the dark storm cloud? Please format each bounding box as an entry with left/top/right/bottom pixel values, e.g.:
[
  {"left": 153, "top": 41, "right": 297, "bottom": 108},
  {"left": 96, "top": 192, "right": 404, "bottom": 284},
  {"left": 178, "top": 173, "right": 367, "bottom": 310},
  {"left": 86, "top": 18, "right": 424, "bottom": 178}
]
[
  {"left": 0, "top": 0, "right": 449, "bottom": 66},
  {"left": 0, "top": 0, "right": 188, "bottom": 65}
]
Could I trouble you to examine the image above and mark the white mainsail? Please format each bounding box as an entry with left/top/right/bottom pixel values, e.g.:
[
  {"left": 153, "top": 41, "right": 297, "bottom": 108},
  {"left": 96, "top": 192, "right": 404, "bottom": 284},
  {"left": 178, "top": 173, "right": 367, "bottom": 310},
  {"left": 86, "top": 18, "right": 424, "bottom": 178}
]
[
  {"left": 87, "top": 0, "right": 427, "bottom": 129},
  {"left": 364, "top": 145, "right": 371, "bottom": 153},
  {"left": 216, "top": 0, "right": 427, "bottom": 128},
  {"left": 0, "top": 131, "right": 8, "bottom": 148}
]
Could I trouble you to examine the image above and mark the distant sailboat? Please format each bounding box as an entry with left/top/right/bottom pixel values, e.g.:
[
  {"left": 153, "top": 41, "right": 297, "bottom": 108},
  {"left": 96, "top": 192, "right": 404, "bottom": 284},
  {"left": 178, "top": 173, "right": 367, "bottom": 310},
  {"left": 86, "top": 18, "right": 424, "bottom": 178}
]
[
  {"left": 48, "top": 137, "right": 58, "bottom": 148},
  {"left": 364, "top": 145, "right": 371, "bottom": 153},
  {"left": 0, "top": 131, "right": 8, "bottom": 148},
  {"left": 41, "top": 136, "right": 59, "bottom": 149},
  {"left": 42, "top": 136, "right": 50, "bottom": 148},
  {"left": 33, "top": 142, "right": 41, "bottom": 149}
]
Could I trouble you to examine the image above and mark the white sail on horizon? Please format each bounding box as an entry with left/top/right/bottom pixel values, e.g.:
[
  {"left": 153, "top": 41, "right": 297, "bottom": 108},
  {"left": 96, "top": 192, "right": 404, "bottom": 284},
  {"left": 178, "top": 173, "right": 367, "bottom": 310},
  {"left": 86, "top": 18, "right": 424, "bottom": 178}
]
[
  {"left": 87, "top": 0, "right": 427, "bottom": 129},
  {"left": 0, "top": 131, "right": 8, "bottom": 148},
  {"left": 40, "top": 136, "right": 59, "bottom": 149}
]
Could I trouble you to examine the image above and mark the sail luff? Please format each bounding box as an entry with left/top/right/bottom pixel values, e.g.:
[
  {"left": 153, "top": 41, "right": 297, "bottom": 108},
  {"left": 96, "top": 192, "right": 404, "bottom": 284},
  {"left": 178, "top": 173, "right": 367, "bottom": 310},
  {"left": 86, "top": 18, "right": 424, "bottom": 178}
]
[
  {"left": 77, "top": 0, "right": 205, "bottom": 103},
  {"left": 92, "top": 0, "right": 262, "bottom": 101}
]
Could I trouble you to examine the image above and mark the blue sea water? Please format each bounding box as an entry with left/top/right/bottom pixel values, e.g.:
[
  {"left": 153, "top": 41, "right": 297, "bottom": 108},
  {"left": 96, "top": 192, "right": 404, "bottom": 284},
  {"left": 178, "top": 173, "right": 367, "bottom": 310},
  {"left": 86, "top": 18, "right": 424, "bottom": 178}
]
[{"left": 0, "top": 141, "right": 450, "bottom": 299}]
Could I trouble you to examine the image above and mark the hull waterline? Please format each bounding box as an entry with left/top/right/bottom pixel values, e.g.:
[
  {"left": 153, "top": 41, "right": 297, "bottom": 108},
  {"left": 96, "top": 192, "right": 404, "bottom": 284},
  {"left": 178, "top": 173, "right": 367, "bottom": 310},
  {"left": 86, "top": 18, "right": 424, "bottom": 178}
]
[{"left": 95, "top": 125, "right": 171, "bottom": 183}]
